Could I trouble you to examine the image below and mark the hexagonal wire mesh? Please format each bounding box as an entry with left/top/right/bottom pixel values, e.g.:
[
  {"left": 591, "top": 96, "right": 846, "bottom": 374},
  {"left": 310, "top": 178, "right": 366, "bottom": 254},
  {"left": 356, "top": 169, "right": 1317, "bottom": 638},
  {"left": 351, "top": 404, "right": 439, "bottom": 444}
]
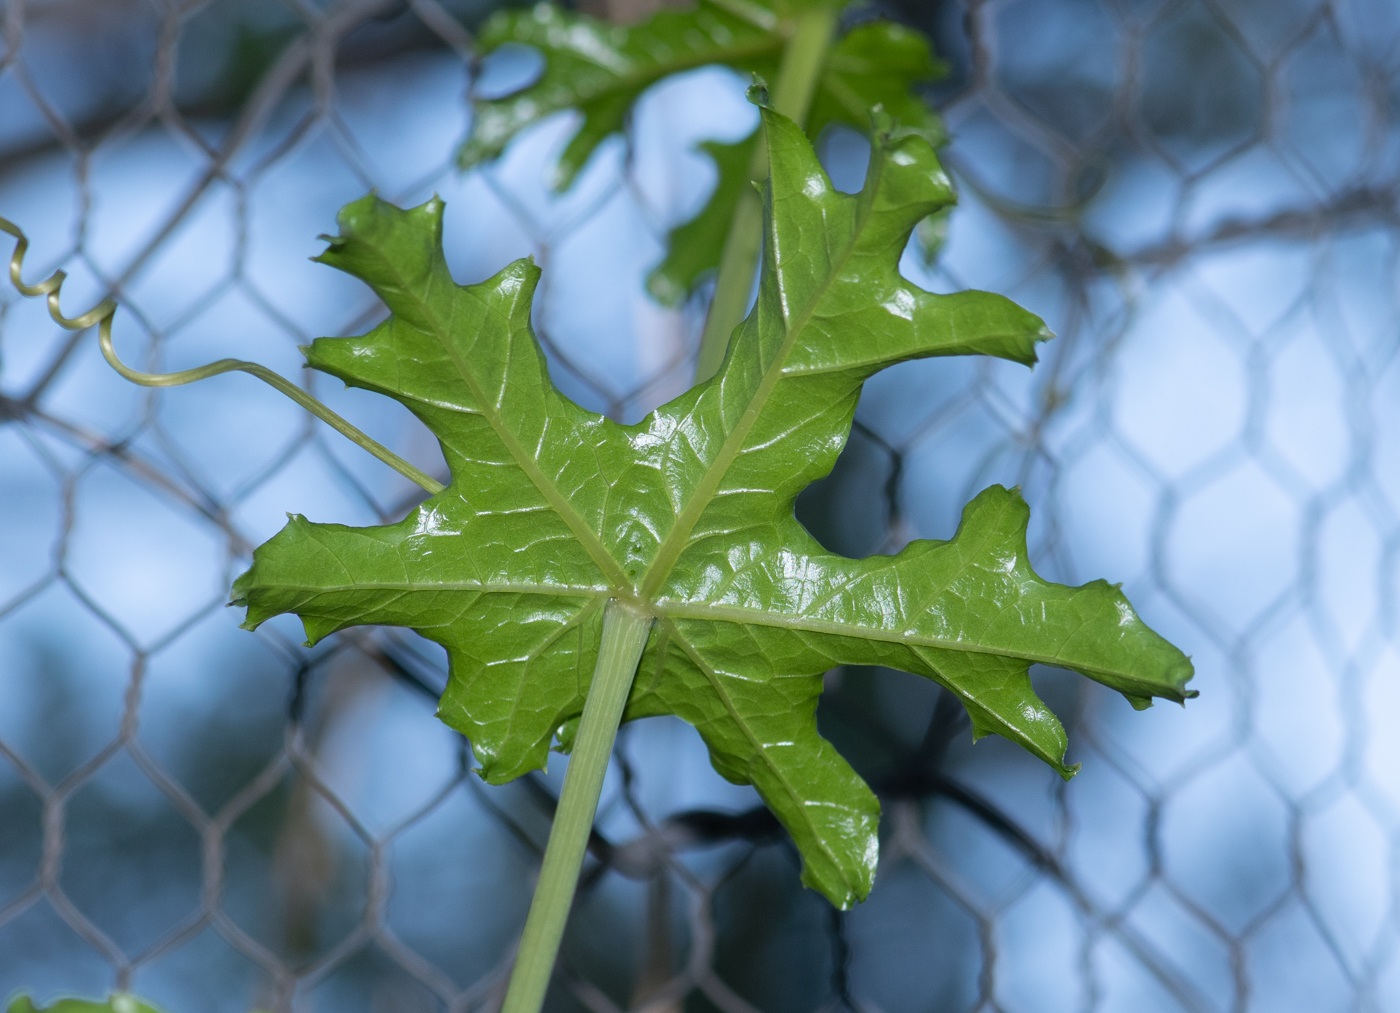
[{"left": 1, "top": 0, "right": 1398, "bottom": 1011}]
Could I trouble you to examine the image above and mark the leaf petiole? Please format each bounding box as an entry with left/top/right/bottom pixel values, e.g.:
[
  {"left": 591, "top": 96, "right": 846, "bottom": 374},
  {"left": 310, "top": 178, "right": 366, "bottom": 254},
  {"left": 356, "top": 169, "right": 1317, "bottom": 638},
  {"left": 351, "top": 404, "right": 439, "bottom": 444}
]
[
  {"left": 693, "top": 2, "right": 840, "bottom": 382},
  {"left": 501, "top": 598, "right": 654, "bottom": 1013}
]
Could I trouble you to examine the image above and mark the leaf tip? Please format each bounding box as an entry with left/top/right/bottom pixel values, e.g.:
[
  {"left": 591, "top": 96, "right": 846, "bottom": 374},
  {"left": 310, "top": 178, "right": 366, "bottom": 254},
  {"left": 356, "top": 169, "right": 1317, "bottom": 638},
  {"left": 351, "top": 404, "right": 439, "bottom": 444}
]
[
  {"left": 798, "top": 866, "right": 864, "bottom": 911},
  {"left": 311, "top": 232, "right": 346, "bottom": 265},
  {"left": 299, "top": 613, "right": 341, "bottom": 647},
  {"left": 745, "top": 75, "right": 771, "bottom": 109}
]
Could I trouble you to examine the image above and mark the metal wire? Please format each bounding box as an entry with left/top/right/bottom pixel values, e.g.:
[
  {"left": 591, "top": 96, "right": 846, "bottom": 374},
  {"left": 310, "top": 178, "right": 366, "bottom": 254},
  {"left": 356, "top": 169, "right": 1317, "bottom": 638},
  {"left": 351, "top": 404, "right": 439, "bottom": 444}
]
[{"left": 0, "top": 0, "right": 1397, "bottom": 1012}]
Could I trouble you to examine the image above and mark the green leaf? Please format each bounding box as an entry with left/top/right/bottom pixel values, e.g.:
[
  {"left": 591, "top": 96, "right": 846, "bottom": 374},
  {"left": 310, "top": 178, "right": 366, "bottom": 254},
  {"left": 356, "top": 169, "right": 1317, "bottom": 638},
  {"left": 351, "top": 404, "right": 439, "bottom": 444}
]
[
  {"left": 458, "top": 5, "right": 945, "bottom": 188},
  {"left": 806, "top": 19, "right": 947, "bottom": 145},
  {"left": 7, "top": 996, "right": 167, "bottom": 1013},
  {"left": 458, "top": 1, "right": 785, "bottom": 190},
  {"left": 458, "top": 3, "right": 950, "bottom": 303},
  {"left": 237, "top": 106, "right": 1194, "bottom": 909},
  {"left": 645, "top": 134, "right": 754, "bottom": 305},
  {"left": 913, "top": 203, "right": 952, "bottom": 265},
  {"left": 646, "top": 19, "right": 950, "bottom": 303}
]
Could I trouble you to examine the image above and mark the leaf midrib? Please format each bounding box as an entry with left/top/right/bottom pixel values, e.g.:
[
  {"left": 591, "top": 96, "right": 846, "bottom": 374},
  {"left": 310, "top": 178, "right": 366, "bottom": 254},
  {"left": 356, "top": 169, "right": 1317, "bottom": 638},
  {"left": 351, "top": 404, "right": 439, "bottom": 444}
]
[
  {"left": 377, "top": 258, "right": 634, "bottom": 592},
  {"left": 656, "top": 600, "right": 1126, "bottom": 677},
  {"left": 639, "top": 142, "right": 885, "bottom": 600},
  {"left": 244, "top": 586, "right": 1129, "bottom": 685}
]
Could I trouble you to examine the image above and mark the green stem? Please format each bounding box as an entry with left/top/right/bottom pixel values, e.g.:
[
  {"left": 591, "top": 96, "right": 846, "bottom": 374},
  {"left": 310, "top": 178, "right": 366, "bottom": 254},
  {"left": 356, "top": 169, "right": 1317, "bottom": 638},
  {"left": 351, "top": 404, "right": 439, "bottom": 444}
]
[
  {"left": 501, "top": 599, "right": 654, "bottom": 1013},
  {"left": 96, "top": 316, "right": 445, "bottom": 495},
  {"left": 0, "top": 214, "right": 445, "bottom": 496},
  {"left": 693, "top": 4, "right": 839, "bottom": 383}
]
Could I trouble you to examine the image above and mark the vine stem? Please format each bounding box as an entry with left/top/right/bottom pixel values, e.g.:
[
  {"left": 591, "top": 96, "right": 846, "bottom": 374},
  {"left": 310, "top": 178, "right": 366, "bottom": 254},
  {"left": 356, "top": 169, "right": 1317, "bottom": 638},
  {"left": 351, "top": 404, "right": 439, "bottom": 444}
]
[
  {"left": 501, "top": 599, "right": 654, "bottom": 1013},
  {"left": 95, "top": 317, "right": 445, "bottom": 495},
  {"left": 692, "top": 3, "right": 840, "bottom": 383}
]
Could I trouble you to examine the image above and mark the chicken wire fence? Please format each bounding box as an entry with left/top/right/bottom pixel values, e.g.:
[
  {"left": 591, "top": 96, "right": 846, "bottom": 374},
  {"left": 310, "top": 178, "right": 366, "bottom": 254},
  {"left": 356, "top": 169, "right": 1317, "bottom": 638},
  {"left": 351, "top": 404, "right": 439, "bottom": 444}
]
[{"left": 1, "top": 0, "right": 1398, "bottom": 1011}]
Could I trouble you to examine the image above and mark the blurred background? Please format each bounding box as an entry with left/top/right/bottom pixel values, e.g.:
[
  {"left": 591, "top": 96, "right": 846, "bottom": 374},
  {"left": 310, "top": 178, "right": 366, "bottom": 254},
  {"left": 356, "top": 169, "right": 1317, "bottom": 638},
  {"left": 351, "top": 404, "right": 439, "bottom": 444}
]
[{"left": 1, "top": 0, "right": 1398, "bottom": 1011}]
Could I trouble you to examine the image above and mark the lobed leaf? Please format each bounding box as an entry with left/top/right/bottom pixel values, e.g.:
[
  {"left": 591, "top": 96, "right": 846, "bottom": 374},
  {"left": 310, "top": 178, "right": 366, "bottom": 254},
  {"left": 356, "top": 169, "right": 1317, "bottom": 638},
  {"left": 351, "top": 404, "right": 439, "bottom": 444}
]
[
  {"left": 238, "top": 104, "right": 1193, "bottom": 909},
  {"left": 458, "top": 1, "right": 784, "bottom": 190},
  {"left": 457, "top": 2, "right": 950, "bottom": 303}
]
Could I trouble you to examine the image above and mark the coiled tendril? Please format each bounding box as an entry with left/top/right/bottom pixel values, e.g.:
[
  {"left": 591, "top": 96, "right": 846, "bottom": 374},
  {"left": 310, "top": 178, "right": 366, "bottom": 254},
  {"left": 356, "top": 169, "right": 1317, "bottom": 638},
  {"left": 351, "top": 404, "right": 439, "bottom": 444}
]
[{"left": 0, "top": 215, "right": 445, "bottom": 495}]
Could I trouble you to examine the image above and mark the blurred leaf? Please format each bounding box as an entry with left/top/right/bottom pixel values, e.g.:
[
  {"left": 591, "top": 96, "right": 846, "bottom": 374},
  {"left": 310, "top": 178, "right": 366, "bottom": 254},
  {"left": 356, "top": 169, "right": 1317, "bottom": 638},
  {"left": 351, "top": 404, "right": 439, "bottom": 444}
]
[
  {"left": 186, "top": 18, "right": 301, "bottom": 114},
  {"left": 216, "top": 22, "right": 299, "bottom": 107},
  {"left": 913, "top": 203, "right": 951, "bottom": 265},
  {"left": 458, "top": 3, "right": 945, "bottom": 179},
  {"left": 806, "top": 19, "right": 947, "bottom": 145},
  {"left": 648, "top": 20, "right": 950, "bottom": 303},
  {"left": 459, "top": 3, "right": 951, "bottom": 303},
  {"left": 645, "top": 134, "right": 754, "bottom": 305},
  {"left": 237, "top": 105, "right": 1193, "bottom": 909},
  {"left": 7, "top": 995, "right": 167, "bottom": 1013},
  {"left": 458, "top": 1, "right": 785, "bottom": 189}
]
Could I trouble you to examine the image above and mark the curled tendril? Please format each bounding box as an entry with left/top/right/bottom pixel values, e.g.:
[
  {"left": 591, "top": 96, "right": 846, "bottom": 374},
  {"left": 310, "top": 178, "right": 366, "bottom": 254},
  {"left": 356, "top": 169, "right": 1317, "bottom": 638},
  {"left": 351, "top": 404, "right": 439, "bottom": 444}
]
[{"left": 0, "top": 215, "right": 445, "bottom": 496}]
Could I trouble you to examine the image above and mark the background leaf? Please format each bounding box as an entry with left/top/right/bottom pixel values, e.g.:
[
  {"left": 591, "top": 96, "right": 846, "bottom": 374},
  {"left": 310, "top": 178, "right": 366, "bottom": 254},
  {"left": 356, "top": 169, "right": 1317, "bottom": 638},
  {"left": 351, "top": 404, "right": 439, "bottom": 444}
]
[
  {"left": 458, "top": 3, "right": 950, "bottom": 303},
  {"left": 458, "top": 1, "right": 783, "bottom": 190},
  {"left": 648, "top": 20, "right": 950, "bottom": 303},
  {"left": 239, "top": 107, "right": 1193, "bottom": 909}
]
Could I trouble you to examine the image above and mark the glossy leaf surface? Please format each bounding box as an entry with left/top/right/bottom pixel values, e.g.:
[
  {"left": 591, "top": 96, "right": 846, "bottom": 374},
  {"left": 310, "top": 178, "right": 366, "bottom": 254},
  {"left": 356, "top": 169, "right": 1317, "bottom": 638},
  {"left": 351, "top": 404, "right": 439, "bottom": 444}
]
[{"left": 238, "top": 107, "right": 1194, "bottom": 908}]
